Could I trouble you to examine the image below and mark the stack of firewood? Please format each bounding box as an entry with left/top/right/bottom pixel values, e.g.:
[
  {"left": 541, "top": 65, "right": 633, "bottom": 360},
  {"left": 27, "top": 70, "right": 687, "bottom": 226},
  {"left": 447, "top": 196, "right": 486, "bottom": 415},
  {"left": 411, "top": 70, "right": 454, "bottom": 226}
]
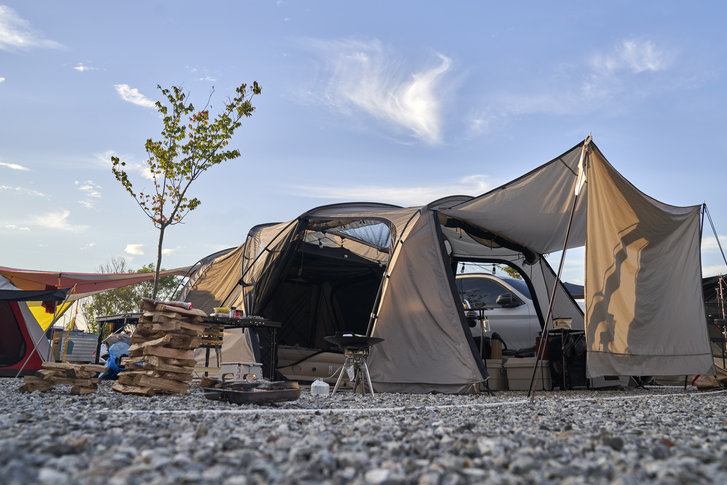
[
  {"left": 112, "top": 299, "right": 207, "bottom": 396},
  {"left": 20, "top": 362, "right": 106, "bottom": 394}
]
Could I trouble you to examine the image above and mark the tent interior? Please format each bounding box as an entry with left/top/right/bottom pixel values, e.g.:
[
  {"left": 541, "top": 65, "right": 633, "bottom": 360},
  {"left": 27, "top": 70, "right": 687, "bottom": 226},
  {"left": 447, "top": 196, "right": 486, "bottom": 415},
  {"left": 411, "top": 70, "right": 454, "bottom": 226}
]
[{"left": 268, "top": 241, "right": 385, "bottom": 350}]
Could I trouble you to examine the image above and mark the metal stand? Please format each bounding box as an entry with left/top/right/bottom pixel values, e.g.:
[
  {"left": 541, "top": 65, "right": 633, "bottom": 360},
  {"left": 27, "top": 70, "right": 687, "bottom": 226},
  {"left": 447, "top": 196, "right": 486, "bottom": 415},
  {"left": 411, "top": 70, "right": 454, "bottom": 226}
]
[{"left": 331, "top": 346, "right": 375, "bottom": 396}]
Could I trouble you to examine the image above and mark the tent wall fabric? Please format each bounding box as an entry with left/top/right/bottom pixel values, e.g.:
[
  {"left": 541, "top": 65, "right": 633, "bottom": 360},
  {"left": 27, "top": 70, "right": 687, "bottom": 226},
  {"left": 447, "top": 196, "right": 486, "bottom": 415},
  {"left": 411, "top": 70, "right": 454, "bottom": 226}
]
[
  {"left": 369, "top": 211, "right": 487, "bottom": 393},
  {"left": 585, "top": 148, "right": 713, "bottom": 377},
  {"left": 0, "top": 275, "right": 60, "bottom": 376},
  {"left": 181, "top": 139, "right": 714, "bottom": 392},
  {"left": 0, "top": 300, "right": 53, "bottom": 376}
]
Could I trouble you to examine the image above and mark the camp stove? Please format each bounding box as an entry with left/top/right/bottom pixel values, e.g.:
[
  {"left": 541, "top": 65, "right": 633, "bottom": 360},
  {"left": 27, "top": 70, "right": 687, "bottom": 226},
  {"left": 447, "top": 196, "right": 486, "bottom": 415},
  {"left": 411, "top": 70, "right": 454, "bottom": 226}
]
[{"left": 324, "top": 335, "right": 383, "bottom": 396}]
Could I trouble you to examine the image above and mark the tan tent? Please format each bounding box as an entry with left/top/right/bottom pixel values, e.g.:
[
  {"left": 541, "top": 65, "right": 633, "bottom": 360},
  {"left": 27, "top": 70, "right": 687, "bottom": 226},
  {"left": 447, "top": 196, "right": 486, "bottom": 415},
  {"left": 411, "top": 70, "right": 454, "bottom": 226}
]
[{"left": 181, "top": 139, "right": 714, "bottom": 392}]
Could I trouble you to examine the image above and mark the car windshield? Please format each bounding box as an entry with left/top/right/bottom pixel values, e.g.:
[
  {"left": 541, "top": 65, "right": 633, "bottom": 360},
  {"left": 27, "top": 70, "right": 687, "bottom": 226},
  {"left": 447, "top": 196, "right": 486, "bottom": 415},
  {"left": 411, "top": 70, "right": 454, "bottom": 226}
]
[{"left": 501, "top": 277, "right": 531, "bottom": 299}]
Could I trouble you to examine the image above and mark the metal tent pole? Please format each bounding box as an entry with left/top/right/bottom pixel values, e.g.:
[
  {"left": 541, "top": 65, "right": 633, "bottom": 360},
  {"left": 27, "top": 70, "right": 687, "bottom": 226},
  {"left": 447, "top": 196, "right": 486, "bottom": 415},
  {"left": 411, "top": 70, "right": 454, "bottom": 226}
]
[{"left": 528, "top": 137, "right": 590, "bottom": 403}]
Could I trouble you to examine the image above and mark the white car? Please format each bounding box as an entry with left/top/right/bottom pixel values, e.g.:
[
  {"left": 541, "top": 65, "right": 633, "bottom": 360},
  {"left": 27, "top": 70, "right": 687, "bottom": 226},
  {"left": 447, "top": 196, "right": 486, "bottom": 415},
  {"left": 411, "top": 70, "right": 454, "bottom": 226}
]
[{"left": 455, "top": 273, "right": 540, "bottom": 351}]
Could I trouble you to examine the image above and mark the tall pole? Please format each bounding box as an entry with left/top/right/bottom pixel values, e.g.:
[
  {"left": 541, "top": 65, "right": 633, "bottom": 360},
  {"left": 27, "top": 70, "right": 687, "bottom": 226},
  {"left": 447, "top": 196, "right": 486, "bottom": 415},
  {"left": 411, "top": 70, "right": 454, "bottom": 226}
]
[{"left": 528, "top": 136, "right": 590, "bottom": 402}]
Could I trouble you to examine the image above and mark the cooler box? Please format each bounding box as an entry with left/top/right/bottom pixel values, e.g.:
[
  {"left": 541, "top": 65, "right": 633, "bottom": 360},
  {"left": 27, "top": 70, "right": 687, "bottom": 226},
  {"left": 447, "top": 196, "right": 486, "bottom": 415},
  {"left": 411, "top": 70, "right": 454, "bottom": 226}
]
[
  {"left": 485, "top": 359, "right": 507, "bottom": 390},
  {"left": 505, "top": 357, "right": 552, "bottom": 391},
  {"left": 220, "top": 362, "right": 263, "bottom": 380}
]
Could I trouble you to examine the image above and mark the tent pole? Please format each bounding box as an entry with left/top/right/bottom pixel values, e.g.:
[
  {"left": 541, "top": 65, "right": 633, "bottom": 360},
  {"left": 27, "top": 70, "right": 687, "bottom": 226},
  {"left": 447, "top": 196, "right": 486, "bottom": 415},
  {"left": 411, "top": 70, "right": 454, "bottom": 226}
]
[
  {"left": 704, "top": 204, "right": 727, "bottom": 267},
  {"left": 526, "top": 191, "right": 581, "bottom": 402},
  {"left": 528, "top": 137, "right": 590, "bottom": 403},
  {"left": 14, "top": 285, "right": 75, "bottom": 379}
]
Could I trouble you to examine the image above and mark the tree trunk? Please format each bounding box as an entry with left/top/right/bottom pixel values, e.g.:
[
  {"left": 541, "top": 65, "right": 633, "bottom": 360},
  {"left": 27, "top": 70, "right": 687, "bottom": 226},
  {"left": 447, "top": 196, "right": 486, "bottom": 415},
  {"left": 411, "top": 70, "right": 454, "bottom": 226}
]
[{"left": 152, "top": 225, "right": 166, "bottom": 299}]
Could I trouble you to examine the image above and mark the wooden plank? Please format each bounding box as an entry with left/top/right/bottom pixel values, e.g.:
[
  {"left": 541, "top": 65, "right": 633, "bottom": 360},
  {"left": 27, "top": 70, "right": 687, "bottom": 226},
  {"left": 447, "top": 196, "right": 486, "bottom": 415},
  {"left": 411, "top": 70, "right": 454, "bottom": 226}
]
[
  {"left": 41, "top": 362, "right": 78, "bottom": 370},
  {"left": 19, "top": 382, "right": 54, "bottom": 393},
  {"left": 112, "top": 381, "right": 156, "bottom": 396},
  {"left": 119, "top": 369, "right": 192, "bottom": 382},
  {"left": 142, "top": 355, "right": 197, "bottom": 367},
  {"left": 129, "top": 346, "right": 195, "bottom": 361},
  {"left": 46, "top": 377, "right": 98, "bottom": 386},
  {"left": 137, "top": 375, "right": 189, "bottom": 393},
  {"left": 129, "top": 334, "right": 201, "bottom": 351},
  {"left": 79, "top": 364, "right": 106, "bottom": 373}
]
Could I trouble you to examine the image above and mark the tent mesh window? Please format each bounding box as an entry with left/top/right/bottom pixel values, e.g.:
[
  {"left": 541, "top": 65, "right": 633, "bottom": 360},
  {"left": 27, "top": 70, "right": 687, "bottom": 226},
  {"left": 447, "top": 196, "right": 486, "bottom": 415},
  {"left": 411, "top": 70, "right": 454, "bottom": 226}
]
[{"left": 0, "top": 302, "right": 27, "bottom": 367}]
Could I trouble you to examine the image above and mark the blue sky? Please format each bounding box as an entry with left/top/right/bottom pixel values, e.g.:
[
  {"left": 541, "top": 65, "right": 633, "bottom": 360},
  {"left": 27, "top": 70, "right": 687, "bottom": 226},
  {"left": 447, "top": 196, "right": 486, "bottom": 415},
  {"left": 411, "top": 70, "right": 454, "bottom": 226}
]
[{"left": 1, "top": 1, "right": 726, "bottom": 284}]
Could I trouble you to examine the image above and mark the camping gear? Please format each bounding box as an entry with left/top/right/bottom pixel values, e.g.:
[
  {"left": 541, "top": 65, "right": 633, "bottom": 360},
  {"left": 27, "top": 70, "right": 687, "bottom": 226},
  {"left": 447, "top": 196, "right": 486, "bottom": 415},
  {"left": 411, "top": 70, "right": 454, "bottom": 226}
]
[
  {"left": 325, "top": 335, "right": 383, "bottom": 396},
  {"left": 505, "top": 357, "right": 552, "bottom": 391},
  {"left": 180, "top": 138, "right": 715, "bottom": 393},
  {"left": 99, "top": 342, "right": 130, "bottom": 380},
  {"left": 0, "top": 266, "right": 188, "bottom": 377},
  {"left": 220, "top": 361, "right": 263, "bottom": 380},
  {"left": 311, "top": 378, "right": 330, "bottom": 395},
  {"left": 201, "top": 377, "right": 301, "bottom": 404}
]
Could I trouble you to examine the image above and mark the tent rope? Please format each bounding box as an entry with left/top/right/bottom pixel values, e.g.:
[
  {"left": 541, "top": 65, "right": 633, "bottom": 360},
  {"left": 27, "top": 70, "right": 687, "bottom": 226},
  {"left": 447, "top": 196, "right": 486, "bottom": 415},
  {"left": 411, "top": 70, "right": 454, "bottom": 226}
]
[{"left": 704, "top": 204, "right": 727, "bottom": 267}]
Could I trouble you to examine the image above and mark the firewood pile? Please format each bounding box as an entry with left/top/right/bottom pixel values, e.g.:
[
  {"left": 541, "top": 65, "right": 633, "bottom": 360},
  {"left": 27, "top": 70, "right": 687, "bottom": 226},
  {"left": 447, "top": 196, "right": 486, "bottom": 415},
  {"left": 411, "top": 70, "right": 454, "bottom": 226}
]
[
  {"left": 112, "top": 299, "right": 208, "bottom": 396},
  {"left": 19, "top": 362, "right": 106, "bottom": 394}
]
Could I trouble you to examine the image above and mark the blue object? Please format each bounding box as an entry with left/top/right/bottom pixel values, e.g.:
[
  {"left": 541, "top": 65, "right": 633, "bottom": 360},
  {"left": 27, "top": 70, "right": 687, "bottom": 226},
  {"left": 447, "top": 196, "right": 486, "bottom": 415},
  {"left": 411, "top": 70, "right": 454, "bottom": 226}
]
[{"left": 100, "top": 342, "right": 130, "bottom": 380}]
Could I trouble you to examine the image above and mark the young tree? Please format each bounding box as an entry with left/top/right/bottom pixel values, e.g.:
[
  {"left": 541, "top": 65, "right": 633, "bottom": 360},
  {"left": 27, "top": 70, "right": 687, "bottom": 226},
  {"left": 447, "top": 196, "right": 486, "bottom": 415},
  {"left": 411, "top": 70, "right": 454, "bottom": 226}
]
[{"left": 112, "top": 82, "right": 261, "bottom": 297}]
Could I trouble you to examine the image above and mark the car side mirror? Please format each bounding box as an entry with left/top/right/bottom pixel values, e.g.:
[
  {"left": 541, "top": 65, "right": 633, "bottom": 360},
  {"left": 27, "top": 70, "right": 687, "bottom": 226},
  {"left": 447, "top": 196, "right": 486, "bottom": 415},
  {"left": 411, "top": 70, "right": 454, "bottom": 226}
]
[{"left": 496, "top": 293, "right": 522, "bottom": 308}]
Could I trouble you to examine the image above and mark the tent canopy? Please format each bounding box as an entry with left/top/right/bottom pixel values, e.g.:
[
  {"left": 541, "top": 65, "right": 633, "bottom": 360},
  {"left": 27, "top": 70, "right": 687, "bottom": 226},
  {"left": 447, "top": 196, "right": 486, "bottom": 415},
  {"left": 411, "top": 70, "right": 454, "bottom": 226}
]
[
  {"left": 182, "top": 138, "right": 714, "bottom": 391},
  {"left": 0, "top": 265, "right": 191, "bottom": 300}
]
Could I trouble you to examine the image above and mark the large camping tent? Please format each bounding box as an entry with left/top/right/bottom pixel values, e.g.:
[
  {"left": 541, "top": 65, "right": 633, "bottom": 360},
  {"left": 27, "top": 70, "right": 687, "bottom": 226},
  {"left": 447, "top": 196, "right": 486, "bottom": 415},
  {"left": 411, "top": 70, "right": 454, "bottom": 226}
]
[{"left": 182, "top": 139, "right": 714, "bottom": 393}]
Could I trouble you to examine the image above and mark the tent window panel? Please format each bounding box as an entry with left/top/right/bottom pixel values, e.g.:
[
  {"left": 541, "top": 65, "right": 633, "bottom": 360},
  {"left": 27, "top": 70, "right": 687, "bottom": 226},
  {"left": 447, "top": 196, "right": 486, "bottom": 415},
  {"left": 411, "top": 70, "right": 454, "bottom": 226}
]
[
  {"left": 0, "top": 302, "right": 26, "bottom": 367},
  {"left": 457, "top": 277, "right": 512, "bottom": 309}
]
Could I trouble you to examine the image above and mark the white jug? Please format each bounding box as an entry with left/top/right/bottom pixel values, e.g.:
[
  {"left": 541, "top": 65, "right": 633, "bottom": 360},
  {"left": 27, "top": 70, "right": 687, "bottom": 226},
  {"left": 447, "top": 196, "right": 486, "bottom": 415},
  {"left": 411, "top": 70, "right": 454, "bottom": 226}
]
[{"left": 311, "top": 379, "right": 330, "bottom": 396}]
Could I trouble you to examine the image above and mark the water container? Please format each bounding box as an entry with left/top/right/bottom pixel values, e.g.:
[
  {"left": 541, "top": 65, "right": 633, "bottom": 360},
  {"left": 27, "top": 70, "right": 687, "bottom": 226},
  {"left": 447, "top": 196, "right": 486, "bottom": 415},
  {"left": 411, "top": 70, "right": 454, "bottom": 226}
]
[{"left": 311, "top": 379, "right": 330, "bottom": 396}]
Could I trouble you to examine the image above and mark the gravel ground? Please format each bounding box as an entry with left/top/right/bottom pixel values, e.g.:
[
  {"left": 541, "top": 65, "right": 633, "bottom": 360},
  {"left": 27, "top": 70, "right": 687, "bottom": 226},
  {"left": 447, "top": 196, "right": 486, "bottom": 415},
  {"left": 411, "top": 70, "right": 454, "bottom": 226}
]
[{"left": 1, "top": 378, "right": 726, "bottom": 484}]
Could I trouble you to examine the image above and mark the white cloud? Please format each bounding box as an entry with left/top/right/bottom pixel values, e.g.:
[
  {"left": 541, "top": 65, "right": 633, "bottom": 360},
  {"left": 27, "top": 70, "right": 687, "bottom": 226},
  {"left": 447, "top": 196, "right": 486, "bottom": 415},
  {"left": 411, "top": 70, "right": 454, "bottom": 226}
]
[
  {"left": 0, "top": 161, "right": 30, "bottom": 171},
  {"left": 591, "top": 40, "right": 669, "bottom": 75},
  {"left": 78, "top": 200, "right": 93, "bottom": 209},
  {"left": 95, "top": 150, "right": 154, "bottom": 181},
  {"left": 310, "top": 39, "right": 453, "bottom": 144},
  {"left": 80, "top": 242, "right": 96, "bottom": 250},
  {"left": 477, "top": 39, "right": 674, "bottom": 127},
  {"left": 0, "top": 185, "right": 48, "bottom": 197},
  {"left": 125, "top": 243, "right": 145, "bottom": 256},
  {"left": 0, "top": 77, "right": 5, "bottom": 83},
  {"left": 703, "top": 264, "right": 727, "bottom": 278},
  {"left": 31, "top": 210, "right": 82, "bottom": 231},
  {"left": 4, "top": 224, "right": 30, "bottom": 231},
  {"left": 0, "top": 5, "right": 63, "bottom": 51},
  {"left": 74, "top": 62, "right": 97, "bottom": 72},
  {"left": 114, "top": 84, "right": 156, "bottom": 108},
  {"left": 162, "top": 248, "right": 176, "bottom": 256},
  {"left": 702, "top": 235, "right": 727, "bottom": 252},
  {"left": 75, "top": 180, "right": 102, "bottom": 198},
  {"left": 293, "top": 174, "right": 492, "bottom": 206}
]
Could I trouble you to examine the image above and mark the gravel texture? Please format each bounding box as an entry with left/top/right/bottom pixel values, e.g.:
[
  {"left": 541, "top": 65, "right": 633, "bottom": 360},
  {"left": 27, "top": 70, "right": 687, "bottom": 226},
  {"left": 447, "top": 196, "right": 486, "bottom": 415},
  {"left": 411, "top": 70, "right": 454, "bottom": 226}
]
[{"left": 1, "top": 378, "right": 726, "bottom": 484}]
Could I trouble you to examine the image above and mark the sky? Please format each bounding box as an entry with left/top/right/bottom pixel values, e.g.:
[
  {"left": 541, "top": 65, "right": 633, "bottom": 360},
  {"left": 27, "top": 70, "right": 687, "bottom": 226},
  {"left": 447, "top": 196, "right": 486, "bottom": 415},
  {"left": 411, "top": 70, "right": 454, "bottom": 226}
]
[{"left": 1, "top": 1, "right": 726, "bottom": 285}]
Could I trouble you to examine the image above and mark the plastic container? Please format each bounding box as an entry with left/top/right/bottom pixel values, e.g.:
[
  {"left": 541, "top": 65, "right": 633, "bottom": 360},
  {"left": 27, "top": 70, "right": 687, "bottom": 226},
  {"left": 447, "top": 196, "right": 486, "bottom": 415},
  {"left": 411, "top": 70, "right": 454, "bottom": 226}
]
[{"left": 311, "top": 379, "right": 330, "bottom": 396}]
